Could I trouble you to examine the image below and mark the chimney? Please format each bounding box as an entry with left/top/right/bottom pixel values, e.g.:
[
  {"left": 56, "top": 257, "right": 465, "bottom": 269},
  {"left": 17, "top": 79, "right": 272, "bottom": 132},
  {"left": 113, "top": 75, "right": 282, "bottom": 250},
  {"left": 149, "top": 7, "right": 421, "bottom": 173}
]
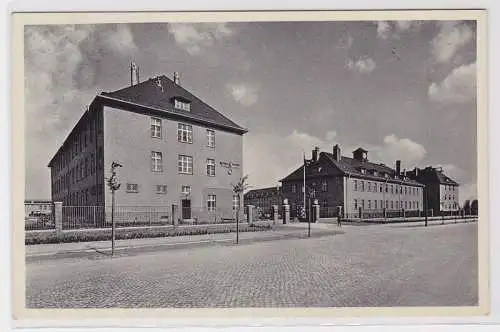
[
  {"left": 414, "top": 167, "right": 419, "bottom": 177},
  {"left": 332, "top": 144, "right": 341, "bottom": 162},
  {"left": 395, "top": 160, "right": 401, "bottom": 176},
  {"left": 130, "top": 62, "right": 140, "bottom": 86},
  {"left": 173, "top": 72, "right": 180, "bottom": 85},
  {"left": 312, "top": 147, "right": 320, "bottom": 162}
]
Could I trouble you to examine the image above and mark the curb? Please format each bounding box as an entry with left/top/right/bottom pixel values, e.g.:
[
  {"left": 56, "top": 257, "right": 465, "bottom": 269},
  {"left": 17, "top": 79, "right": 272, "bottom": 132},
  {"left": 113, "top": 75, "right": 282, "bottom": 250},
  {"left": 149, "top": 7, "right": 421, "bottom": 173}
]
[{"left": 26, "top": 230, "right": 344, "bottom": 262}]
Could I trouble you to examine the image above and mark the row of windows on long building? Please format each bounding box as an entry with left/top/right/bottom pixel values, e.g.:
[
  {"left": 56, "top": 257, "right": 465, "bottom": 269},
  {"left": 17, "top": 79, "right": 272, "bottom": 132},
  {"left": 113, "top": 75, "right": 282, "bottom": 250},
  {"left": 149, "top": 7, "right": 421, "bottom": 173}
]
[
  {"left": 63, "top": 183, "right": 242, "bottom": 211},
  {"left": 151, "top": 118, "right": 216, "bottom": 147},
  {"left": 352, "top": 180, "right": 421, "bottom": 196},
  {"left": 353, "top": 199, "right": 420, "bottom": 211},
  {"left": 52, "top": 118, "right": 217, "bottom": 176},
  {"left": 53, "top": 147, "right": 103, "bottom": 196}
]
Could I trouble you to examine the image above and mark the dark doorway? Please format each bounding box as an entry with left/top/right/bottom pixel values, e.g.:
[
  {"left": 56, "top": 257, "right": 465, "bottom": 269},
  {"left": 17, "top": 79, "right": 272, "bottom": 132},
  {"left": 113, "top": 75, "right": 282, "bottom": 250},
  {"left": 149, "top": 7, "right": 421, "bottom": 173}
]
[{"left": 181, "top": 199, "right": 191, "bottom": 219}]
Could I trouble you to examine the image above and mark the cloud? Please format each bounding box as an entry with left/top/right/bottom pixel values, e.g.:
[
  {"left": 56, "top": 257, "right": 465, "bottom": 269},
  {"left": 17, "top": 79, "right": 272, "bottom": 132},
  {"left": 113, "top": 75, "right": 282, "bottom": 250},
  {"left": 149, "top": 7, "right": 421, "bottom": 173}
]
[
  {"left": 376, "top": 21, "right": 391, "bottom": 39},
  {"left": 24, "top": 24, "right": 138, "bottom": 198},
  {"left": 325, "top": 130, "right": 337, "bottom": 141},
  {"left": 428, "top": 61, "right": 476, "bottom": 104},
  {"left": 346, "top": 57, "right": 376, "bottom": 74},
  {"left": 168, "top": 23, "right": 233, "bottom": 55},
  {"left": 375, "top": 20, "right": 422, "bottom": 39},
  {"left": 431, "top": 21, "right": 473, "bottom": 63},
  {"left": 373, "top": 134, "right": 427, "bottom": 169},
  {"left": 226, "top": 83, "right": 258, "bottom": 106},
  {"left": 459, "top": 182, "right": 477, "bottom": 205}
]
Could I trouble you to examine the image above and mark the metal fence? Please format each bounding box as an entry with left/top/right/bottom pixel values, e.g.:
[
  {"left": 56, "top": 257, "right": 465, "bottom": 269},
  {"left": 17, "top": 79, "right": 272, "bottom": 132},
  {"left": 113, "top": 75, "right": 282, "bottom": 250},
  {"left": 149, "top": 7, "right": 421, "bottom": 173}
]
[
  {"left": 62, "top": 206, "right": 172, "bottom": 230},
  {"left": 179, "top": 207, "right": 244, "bottom": 225},
  {"left": 25, "top": 213, "right": 55, "bottom": 231}
]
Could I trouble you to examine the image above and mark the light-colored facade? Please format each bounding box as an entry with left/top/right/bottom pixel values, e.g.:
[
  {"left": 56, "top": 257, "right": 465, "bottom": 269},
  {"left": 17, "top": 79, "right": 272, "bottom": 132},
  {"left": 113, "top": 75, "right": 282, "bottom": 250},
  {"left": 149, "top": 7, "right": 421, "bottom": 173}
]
[
  {"left": 102, "top": 105, "right": 243, "bottom": 216},
  {"left": 49, "top": 71, "right": 247, "bottom": 222},
  {"left": 344, "top": 176, "right": 424, "bottom": 216},
  {"left": 281, "top": 146, "right": 425, "bottom": 218}
]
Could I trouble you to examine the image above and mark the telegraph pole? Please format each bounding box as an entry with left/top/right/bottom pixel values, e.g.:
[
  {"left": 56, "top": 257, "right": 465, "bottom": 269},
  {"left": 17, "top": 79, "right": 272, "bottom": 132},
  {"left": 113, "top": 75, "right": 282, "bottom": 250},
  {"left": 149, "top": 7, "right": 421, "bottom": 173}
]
[{"left": 107, "top": 161, "right": 122, "bottom": 256}]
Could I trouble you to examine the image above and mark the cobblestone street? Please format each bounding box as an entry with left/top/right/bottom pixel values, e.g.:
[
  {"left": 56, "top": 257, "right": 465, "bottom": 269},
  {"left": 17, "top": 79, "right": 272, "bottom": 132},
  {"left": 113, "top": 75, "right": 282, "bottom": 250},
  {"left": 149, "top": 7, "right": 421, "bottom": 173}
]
[{"left": 26, "top": 223, "right": 478, "bottom": 308}]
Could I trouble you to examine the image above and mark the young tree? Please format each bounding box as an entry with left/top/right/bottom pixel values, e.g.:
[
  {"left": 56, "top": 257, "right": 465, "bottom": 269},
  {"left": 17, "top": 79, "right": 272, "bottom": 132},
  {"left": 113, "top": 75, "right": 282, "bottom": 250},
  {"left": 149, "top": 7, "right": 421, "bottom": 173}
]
[{"left": 231, "top": 175, "right": 250, "bottom": 244}]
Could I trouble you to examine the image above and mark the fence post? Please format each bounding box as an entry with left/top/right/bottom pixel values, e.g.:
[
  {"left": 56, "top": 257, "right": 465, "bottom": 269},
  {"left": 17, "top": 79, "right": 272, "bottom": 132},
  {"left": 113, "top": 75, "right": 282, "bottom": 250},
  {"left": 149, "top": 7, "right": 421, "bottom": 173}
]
[
  {"left": 313, "top": 202, "right": 320, "bottom": 223},
  {"left": 54, "top": 201, "right": 63, "bottom": 235},
  {"left": 172, "top": 204, "right": 179, "bottom": 226},
  {"left": 283, "top": 200, "right": 290, "bottom": 224},
  {"left": 272, "top": 205, "right": 278, "bottom": 224},
  {"left": 246, "top": 205, "right": 254, "bottom": 225}
]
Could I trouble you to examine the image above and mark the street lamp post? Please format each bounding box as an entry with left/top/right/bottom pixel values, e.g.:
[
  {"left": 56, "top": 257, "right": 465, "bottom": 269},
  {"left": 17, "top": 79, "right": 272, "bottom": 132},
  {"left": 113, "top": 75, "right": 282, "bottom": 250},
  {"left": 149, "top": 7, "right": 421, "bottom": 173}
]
[{"left": 107, "top": 161, "right": 122, "bottom": 256}]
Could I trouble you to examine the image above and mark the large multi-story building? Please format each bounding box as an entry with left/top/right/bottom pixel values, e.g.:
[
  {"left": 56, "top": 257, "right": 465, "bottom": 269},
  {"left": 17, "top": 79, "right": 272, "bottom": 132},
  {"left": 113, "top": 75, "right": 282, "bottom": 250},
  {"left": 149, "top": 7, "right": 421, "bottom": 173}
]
[
  {"left": 48, "top": 66, "right": 247, "bottom": 222},
  {"left": 407, "top": 166, "right": 460, "bottom": 214},
  {"left": 243, "top": 186, "right": 282, "bottom": 216},
  {"left": 280, "top": 145, "right": 425, "bottom": 218}
]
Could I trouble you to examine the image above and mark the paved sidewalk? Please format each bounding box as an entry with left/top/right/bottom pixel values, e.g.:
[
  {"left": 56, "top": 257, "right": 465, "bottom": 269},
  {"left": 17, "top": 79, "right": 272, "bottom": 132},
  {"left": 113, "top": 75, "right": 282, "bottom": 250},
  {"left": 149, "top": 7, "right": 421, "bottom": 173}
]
[{"left": 26, "top": 224, "right": 342, "bottom": 260}]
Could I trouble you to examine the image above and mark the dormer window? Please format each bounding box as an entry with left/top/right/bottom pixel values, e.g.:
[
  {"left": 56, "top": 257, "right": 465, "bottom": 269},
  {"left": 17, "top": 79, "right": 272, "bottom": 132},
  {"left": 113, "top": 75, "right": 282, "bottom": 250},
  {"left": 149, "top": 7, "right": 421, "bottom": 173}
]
[
  {"left": 360, "top": 168, "right": 366, "bottom": 174},
  {"left": 174, "top": 98, "right": 191, "bottom": 112},
  {"left": 384, "top": 173, "right": 388, "bottom": 179},
  {"left": 372, "top": 170, "right": 378, "bottom": 176}
]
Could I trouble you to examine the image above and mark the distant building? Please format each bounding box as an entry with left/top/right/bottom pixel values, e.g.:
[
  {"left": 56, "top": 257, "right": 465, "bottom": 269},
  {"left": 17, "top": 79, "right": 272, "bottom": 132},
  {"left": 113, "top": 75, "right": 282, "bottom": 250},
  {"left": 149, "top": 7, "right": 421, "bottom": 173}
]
[
  {"left": 407, "top": 166, "right": 459, "bottom": 214},
  {"left": 25, "top": 199, "right": 52, "bottom": 217},
  {"left": 244, "top": 186, "right": 282, "bottom": 216},
  {"left": 280, "top": 145, "right": 425, "bottom": 218},
  {"left": 48, "top": 64, "right": 247, "bottom": 222}
]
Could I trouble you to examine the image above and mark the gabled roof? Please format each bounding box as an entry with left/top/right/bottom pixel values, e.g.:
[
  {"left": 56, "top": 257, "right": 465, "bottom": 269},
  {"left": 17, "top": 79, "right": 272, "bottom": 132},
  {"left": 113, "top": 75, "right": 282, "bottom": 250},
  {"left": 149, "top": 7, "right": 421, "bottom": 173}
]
[
  {"left": 407, "top": 167, "right": 459, "bottom": 186},
  {"left": 281, "top": 151, "right": 424, "bottom": 186},
  {"left": 100, "top": 75, "right": 247, "bottom": 134}
]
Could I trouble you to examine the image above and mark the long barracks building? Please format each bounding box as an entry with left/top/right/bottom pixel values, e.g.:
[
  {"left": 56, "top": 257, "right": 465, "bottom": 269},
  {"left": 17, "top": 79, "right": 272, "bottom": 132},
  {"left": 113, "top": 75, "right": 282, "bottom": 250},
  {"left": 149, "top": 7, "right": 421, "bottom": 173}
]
[
  {"left": 48, "top": 66, "right": 247, "bottom": 221},
  {"left": 280, "top": 145, "right": 426, "bottom": 218}
]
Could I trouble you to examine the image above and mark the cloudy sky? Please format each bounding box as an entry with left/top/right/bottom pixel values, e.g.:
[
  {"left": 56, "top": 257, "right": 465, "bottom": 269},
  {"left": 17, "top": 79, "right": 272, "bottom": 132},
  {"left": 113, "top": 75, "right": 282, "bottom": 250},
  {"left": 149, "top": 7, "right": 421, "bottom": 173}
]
[{"left": 24, "top": 20, "right": 477, "bottom": 203}]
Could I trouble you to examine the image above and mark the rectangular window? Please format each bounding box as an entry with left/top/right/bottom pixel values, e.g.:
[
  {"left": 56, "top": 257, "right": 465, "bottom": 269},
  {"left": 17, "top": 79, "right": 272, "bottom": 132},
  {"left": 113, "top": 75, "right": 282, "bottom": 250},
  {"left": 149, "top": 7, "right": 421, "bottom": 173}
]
[
  {"left": 380, "top": 184, "right": 383, "bottom": 193},
  {"left": 391, "top": 185, "right": 394, "bottom": 194},
  {"left": 322, "top": 181, "right": 328, "bottom": 192},
  {"left": 90, "top": 153, "right": 95, "bottom": 175},
  {"left": 181, "top": 185, "right": 191, "bottom": 195},
  {"left": 361, "top": 181, "right": 365, "bottom": 192},
  {"left": 207, "top": 129, "right": 215, "bottom": 148},
  {"left": 174, "top": 99, "right": 191, "bottom": 111},
  {"left": 232, "top": 195, "right": 240, "bottom": 210},
  {"left": 367, "top": 182, "right": 371, "bottom": 192},
  {"left": 151, "top": 117, "right": 162, "bottom": 138},
  {"left": 156, "top": 184, "right": 167, "bottom": 194},
  {"left": 380, "top": 200, "right": 383, "bottom": 209},
  {"left": 368, "top": 200, "right": 371, "bottom": 209},
  {"left": 177, "top": 123, "right": 193, "bottom": 143},
  {"left": 354, "top": 180, "right": 358, "bottom": 191},
  {"left": 405, "top": 201, "right": 408, "bottom": 209},
  {"left": 396, "top": 201, "right": 399, "bottom": 209},
  {"left": 354, "top": 199, "right": 358, "bottom": 209},
  {"left": 206, "top": 158, "right": 215, "bottom": 176},
  {"left": 126, "top": 183, "right": 139, "bottom": 193},
  {"left": 292, "top": 184, "right": 296, "bottom": 193},
  {"left": 361, "top": 199, "right": 365, "bottom": 209},
  {"left": 391, "top": 201, "right": 394, "bottom": 209},
  {"left": 84, "top": 157, "right": 89, "bottom": 178},
  {"left": 386, "top": 200, "right": 388, "bottom": 208},
  {"left": 208, "top": 194, "right": 216, "bottom": 212},
  {"left": 178, "top": 155, "right": 193, "bottom": 174},
  {"left": 417, "top": 201, "right": 419, "bottom": 209},
  {"left": 374, "top": 200, "right": 377, "bottom": 209},
  {"left": 151, "top": 151, "right": 163, "bottom": 172}
]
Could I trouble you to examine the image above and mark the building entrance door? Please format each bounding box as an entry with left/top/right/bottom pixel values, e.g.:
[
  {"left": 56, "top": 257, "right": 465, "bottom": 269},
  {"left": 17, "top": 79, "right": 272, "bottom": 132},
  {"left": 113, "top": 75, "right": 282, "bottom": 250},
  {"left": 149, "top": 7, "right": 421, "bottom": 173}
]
[{"left": 181, "top": 199, "right": 191, "bottom": 219}]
